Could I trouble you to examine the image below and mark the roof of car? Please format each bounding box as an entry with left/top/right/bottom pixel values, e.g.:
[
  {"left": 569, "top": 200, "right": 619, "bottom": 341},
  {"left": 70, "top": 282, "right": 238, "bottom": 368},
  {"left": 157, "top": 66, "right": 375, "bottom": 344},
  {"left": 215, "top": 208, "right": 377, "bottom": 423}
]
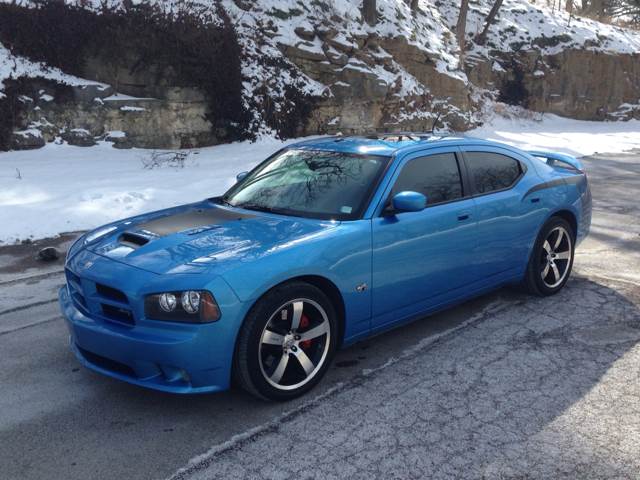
[{"left": 290, "top": 134, "right": 505, "bottom": 156}]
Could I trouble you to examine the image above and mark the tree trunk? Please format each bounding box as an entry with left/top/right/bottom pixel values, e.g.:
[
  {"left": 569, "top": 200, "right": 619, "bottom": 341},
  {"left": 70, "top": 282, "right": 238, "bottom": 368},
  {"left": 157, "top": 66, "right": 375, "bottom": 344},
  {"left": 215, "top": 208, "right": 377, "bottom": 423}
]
[
  {"left": 362, "top": 0, "right": 377, "bottom": 25},
  {"left": 456, "top": 0, "right": 470, "bottom": 57},
  {"left": 475, "top": 0, "right": 504, "bottom": 45},
  {"left": 586, "top": 0, "right": 605, "bottom": 18}
]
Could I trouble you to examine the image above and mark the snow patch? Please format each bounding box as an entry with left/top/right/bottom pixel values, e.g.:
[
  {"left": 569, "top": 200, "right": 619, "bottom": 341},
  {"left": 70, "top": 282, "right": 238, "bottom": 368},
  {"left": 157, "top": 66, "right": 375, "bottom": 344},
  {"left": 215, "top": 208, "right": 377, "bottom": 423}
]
[
  {"left": 0, "top": 42, "right": 108, "bottom": 92},
  {"left": 471, "top": 108, "right": 640, "bottom": 156},
  {"left": 120, "top": 105, "right": 146, "bottom": 112}
]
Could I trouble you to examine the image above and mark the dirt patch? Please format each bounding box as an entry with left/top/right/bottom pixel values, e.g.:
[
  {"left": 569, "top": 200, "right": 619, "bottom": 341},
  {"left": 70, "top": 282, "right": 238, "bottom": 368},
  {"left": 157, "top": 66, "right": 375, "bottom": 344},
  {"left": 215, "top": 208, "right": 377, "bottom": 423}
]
[{"left": 0, "top": 232, "right": 82, "bottom": 275}]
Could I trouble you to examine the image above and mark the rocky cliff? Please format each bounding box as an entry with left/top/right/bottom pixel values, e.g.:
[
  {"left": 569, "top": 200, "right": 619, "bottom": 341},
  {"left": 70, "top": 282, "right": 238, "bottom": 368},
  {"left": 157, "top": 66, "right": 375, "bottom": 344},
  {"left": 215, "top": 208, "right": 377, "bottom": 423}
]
[{"left": 1, "top": 0, "right": 639, "bottom": 151}]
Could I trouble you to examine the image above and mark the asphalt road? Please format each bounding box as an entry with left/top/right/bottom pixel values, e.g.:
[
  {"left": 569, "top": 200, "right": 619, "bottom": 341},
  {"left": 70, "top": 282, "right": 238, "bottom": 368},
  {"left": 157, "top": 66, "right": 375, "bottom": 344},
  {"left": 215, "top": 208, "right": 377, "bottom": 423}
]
[{"left": 1, "top": 151, "right": 638, "bottom": 480}]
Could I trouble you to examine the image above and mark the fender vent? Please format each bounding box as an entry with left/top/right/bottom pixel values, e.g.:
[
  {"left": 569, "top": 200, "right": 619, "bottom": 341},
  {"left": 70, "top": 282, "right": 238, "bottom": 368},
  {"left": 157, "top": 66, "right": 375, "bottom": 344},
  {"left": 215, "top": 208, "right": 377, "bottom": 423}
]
[{"left": 119, "top": 232, "right": 150, "bottom": 248}]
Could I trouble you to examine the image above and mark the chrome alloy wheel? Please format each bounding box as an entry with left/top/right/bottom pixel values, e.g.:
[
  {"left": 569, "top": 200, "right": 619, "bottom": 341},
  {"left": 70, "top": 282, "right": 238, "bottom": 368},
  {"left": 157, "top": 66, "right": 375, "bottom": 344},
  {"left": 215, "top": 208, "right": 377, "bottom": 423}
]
[
  {"left": 258, "top": 298, "right": 331, "bottom": 391},
  {"left": 540, "top": 225, "right": 573, "bottom": 288}
]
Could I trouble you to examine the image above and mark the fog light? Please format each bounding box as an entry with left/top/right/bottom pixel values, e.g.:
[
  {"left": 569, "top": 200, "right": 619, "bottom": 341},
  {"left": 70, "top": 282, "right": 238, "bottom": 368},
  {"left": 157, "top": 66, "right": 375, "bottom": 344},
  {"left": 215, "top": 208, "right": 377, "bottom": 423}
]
[
  {"left": 181, "top": 291, "right": 201, "bottom": 314},
  {"left": 159, "top": 293, "right": 177, "bottom": 312},
  {"left": 160, "top": 365, "right": 189, "bottom": 383}
]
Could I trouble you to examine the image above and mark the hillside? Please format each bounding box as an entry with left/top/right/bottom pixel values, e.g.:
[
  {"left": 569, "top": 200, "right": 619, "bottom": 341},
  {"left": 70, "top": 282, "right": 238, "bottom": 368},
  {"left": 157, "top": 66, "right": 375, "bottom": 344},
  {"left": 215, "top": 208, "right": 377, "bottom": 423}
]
[{"left": 0, "top": 0, "right": 639, "bottom": 150}]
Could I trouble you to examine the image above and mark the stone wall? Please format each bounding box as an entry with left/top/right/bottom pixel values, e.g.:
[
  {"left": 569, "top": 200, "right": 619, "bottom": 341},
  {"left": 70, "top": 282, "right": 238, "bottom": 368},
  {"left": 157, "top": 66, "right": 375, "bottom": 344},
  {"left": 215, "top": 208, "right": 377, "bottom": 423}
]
[
  {"left": 280, "top": 28, "right": 475, "bottom": 135},
  {"left": 13, "top": 82, "right": 215, "bottom": 150},
  {"left": 468, "top": 49, "right": 640, "bottom": 120}
]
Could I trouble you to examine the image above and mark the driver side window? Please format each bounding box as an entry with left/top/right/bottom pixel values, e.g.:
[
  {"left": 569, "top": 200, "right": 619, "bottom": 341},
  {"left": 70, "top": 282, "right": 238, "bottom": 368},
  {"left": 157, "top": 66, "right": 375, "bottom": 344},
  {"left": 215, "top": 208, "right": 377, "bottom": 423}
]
[{"left": 392, "top": 153, "right": 463, "bottom": 206}]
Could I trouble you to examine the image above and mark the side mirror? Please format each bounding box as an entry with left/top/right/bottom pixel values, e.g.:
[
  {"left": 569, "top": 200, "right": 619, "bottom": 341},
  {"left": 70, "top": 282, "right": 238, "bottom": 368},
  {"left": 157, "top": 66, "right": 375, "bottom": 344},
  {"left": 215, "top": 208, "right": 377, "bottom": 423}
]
[
  {"left": 391, "top": 191, "right": 427, "bottom": 213},
  {"left": 236, "top": 171, "right": 249, "bottom": 182}
]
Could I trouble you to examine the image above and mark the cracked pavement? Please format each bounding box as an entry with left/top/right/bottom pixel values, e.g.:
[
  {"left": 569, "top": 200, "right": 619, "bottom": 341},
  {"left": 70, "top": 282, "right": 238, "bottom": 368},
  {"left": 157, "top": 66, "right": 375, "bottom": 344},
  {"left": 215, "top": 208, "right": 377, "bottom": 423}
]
[
  {"left": 1, "top": 151, "right": 639, "bottom": 480},
  {"left": 175, "top": 276, "right": 640, "bottom": 480}
]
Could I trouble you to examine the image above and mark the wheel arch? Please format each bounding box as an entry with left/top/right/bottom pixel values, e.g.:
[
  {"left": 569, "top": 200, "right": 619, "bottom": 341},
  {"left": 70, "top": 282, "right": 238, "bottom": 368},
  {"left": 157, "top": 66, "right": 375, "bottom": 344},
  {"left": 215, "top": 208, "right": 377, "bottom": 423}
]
[
  {"left": 524, "top": 208, "right": 578, "bottom": 270},
  {"left": 293, "top": 275, "right": 346, "bottom": 347},
  {"left": 549, "top": 209, "right": 578, "bottom": 238},
  {"left": 236, "top": 274, "right": 347, "bottom": 350}
]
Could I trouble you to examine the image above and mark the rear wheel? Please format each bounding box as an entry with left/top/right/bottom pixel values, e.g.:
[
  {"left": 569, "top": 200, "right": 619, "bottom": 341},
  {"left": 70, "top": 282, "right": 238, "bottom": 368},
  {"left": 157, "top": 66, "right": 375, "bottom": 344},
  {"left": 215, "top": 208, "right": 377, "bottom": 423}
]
[
  {"left": 524, "top": 217, "right": 575, "bottom": 296},
  {"left": 233, "top": 282, "right": 338, "bottom": 401}
]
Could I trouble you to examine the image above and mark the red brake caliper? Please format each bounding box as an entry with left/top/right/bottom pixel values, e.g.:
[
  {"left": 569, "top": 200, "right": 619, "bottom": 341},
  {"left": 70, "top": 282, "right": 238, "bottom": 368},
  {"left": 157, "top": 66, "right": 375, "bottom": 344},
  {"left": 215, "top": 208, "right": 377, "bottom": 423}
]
[{"left": 299, "top": 314, "right": 312, "bottom": 349}]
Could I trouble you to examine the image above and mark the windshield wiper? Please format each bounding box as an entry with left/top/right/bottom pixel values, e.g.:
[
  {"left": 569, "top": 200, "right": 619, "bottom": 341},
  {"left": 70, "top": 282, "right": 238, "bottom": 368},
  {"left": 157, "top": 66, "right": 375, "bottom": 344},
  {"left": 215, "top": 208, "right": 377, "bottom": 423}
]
[
  {"left": 235, "top": 203, "right": 283, "bottom": 215},
  {"left": 209, "top": 196, "right": 234, "bottom": 208},
  {"left": 219, "top": 196, "right": 234, "bottom": 207}
]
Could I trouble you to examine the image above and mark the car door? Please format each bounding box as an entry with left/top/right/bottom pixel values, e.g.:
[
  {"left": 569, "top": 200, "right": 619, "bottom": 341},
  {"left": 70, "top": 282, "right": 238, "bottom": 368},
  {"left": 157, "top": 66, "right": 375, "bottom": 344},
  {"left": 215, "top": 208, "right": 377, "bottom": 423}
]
[
  {"left": 370, "top": 148, "right": 478, "bottom": 331},
  {"left": 459, "top": 147, "right": 545, "bottom": 280}
]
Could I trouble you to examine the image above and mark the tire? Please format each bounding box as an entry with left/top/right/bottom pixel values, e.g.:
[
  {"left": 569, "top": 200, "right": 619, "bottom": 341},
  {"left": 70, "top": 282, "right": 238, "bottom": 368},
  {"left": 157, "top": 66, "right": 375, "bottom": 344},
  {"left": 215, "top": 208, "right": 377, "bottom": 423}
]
[
  {"left": 233, "top": 281, "right": 338, "bottom": 401},
  {"left": 523, "top": 216, "right": 575, "bottom": 296}
]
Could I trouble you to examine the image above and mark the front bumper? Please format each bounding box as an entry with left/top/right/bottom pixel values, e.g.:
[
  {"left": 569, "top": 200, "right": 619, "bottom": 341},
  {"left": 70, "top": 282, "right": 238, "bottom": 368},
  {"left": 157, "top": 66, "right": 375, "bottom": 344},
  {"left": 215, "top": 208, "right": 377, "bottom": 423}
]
[{"left": 59, "top": 274, "right": 243, "bottom": 394}]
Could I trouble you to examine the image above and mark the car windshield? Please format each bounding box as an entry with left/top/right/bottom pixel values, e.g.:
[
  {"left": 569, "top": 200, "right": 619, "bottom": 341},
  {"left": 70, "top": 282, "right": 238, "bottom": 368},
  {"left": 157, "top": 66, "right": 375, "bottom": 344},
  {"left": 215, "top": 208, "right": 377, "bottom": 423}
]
[{"left": 221, "top": 149, "right": 390, "bottom": 220}]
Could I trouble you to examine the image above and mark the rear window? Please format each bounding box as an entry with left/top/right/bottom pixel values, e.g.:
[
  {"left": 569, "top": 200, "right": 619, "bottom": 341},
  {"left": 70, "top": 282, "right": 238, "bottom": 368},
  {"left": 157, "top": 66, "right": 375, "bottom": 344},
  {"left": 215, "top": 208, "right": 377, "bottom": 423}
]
[{"left": 465, "top": 152, "right": 522, "bottom": 194}]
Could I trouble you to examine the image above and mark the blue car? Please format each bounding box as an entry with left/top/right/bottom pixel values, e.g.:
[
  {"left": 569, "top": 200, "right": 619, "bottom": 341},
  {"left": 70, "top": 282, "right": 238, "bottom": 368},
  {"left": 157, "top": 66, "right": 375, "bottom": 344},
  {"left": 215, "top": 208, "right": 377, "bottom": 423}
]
[{"left": 59, "top": 134, "right": 591, "bottom": 400}]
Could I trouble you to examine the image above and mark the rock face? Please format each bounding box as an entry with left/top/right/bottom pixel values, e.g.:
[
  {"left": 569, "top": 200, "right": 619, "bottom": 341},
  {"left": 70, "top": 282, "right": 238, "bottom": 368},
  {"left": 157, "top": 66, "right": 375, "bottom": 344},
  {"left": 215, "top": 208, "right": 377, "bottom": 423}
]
[
  {"left": 280, "top": 32, "right": 474, "bottom": 136},
  {"left": 10, "top": 129, "right": 45, "bottom": 150},
  {"left": 13, "top": 81, "right": 216, "bottom": 150},
  {"left": 468, "top": 50, "right": 640, "bottom": 120},
  {"left": 60, "top": 128, "right": 96, "bottom": 147}
]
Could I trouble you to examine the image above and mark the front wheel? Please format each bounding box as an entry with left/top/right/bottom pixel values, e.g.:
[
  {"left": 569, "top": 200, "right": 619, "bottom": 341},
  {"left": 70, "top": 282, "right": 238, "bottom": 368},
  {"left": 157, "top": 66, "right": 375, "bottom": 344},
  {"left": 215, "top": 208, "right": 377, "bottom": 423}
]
[
  {"left": 523, "top": 216, "right": 575, "bottom": 296},
  {"left": 233, "top": 282, "right": 338, "bottom": 401}
]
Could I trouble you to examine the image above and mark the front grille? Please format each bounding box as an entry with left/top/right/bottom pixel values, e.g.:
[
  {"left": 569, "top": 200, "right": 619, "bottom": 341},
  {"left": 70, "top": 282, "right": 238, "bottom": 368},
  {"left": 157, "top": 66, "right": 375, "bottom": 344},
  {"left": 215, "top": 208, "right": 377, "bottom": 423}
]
[
  {"left": 78, "top": 346, "right": 136, "bottom": 377},
  {"left": 66, "top": 269, "right": 136, "bottom": 326},
  {"left": 65, "top": 268, "right": 87, "bottom": 311},
  {"left": 95, "top": 282, "right": 134, "bottom": 326},
  {"left": 101, "top": 304, "right": 134, "bottom": 325},
  {"left": 96, "top": 283, "right": 129, "bottom": 304}
]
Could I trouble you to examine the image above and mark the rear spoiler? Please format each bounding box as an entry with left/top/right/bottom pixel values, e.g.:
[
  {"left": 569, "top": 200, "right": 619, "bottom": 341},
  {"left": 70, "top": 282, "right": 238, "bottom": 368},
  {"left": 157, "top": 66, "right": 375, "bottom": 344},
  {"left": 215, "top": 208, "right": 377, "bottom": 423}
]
[{"left": 526, "top": 150, "right": 584, "bottom": 173}]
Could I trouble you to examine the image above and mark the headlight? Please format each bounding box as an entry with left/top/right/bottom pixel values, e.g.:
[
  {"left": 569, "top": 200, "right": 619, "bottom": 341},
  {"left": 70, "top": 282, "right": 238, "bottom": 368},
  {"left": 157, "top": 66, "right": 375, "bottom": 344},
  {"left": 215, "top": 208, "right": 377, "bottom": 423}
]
[{"left": 144, "top": 290, "right": 220, "bottom": 323}]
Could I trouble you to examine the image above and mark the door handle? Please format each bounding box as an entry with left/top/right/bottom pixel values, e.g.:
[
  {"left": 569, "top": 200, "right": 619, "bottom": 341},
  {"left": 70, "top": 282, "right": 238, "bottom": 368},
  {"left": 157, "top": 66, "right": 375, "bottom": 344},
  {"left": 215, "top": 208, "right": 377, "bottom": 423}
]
[
  {"left": 530, "top": 197, "right": 540, "bottom": 203},
  {"left": 457, "top": 211, "right": 471, "bottom": 221}
]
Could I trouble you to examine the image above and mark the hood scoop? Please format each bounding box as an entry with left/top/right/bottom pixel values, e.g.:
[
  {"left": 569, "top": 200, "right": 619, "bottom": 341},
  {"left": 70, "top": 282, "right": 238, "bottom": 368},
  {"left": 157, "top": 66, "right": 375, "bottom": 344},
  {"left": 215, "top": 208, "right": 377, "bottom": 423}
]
[
  {"left": 136, "top": 207, "right": 255, "bottom": 237},
  {"left": 114, "top": 207, "right": 257, "bottom": 250},
  {"left": 119, "top": 232, "right": 152, "bottom": 249}
]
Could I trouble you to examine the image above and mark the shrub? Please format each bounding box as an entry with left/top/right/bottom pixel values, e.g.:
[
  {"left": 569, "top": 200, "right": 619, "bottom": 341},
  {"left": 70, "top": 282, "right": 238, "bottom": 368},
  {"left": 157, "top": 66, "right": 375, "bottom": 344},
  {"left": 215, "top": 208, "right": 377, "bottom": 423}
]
[
  {"left": 0, "top": 2, "right": 97, "bottom": 75},
  {"left": 532, "top": 34, "right": 573, "bottom": 48},
  {"left": 252, "top": 56, "right": 319, "bottom": 139}
]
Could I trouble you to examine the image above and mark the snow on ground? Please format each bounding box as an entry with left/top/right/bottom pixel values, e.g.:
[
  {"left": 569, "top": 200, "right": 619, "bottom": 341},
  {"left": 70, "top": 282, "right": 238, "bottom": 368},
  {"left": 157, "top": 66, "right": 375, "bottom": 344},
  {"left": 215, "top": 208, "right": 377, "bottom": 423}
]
[
  {"left": 0, "top": 137, "right": 303, "bottom": 244},
  {"left": 1, "top": 115, "right": 639, "bottom": 244},
  {"left": 471, "top": 112, "right": 640, "bottom": 156}
]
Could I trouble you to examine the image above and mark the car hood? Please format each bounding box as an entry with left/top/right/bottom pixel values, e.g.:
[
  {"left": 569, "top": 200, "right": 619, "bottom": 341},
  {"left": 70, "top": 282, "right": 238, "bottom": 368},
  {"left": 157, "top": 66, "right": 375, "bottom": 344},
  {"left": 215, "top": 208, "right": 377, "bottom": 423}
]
[{"left": 84, "top": 201, "right": 338, "bottom": 275}]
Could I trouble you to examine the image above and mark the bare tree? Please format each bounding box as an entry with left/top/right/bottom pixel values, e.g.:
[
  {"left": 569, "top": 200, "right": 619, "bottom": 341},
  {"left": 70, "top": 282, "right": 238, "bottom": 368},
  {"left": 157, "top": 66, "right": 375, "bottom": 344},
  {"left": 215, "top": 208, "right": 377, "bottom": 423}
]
[
  {"left": 456, "top": 0, "right": 470, "bottom": 58},
  {"left": 476, "top": 0, "right": 504, "bottom": 45},
  {"left": 586, "top": 0, "right": 606, "bottom": 18},
  {"left": 362, "top": 0, "right": 377, "bottom": 25},
  {"left": 566, "top": 0, "right": 574, "bottom": 25}
]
